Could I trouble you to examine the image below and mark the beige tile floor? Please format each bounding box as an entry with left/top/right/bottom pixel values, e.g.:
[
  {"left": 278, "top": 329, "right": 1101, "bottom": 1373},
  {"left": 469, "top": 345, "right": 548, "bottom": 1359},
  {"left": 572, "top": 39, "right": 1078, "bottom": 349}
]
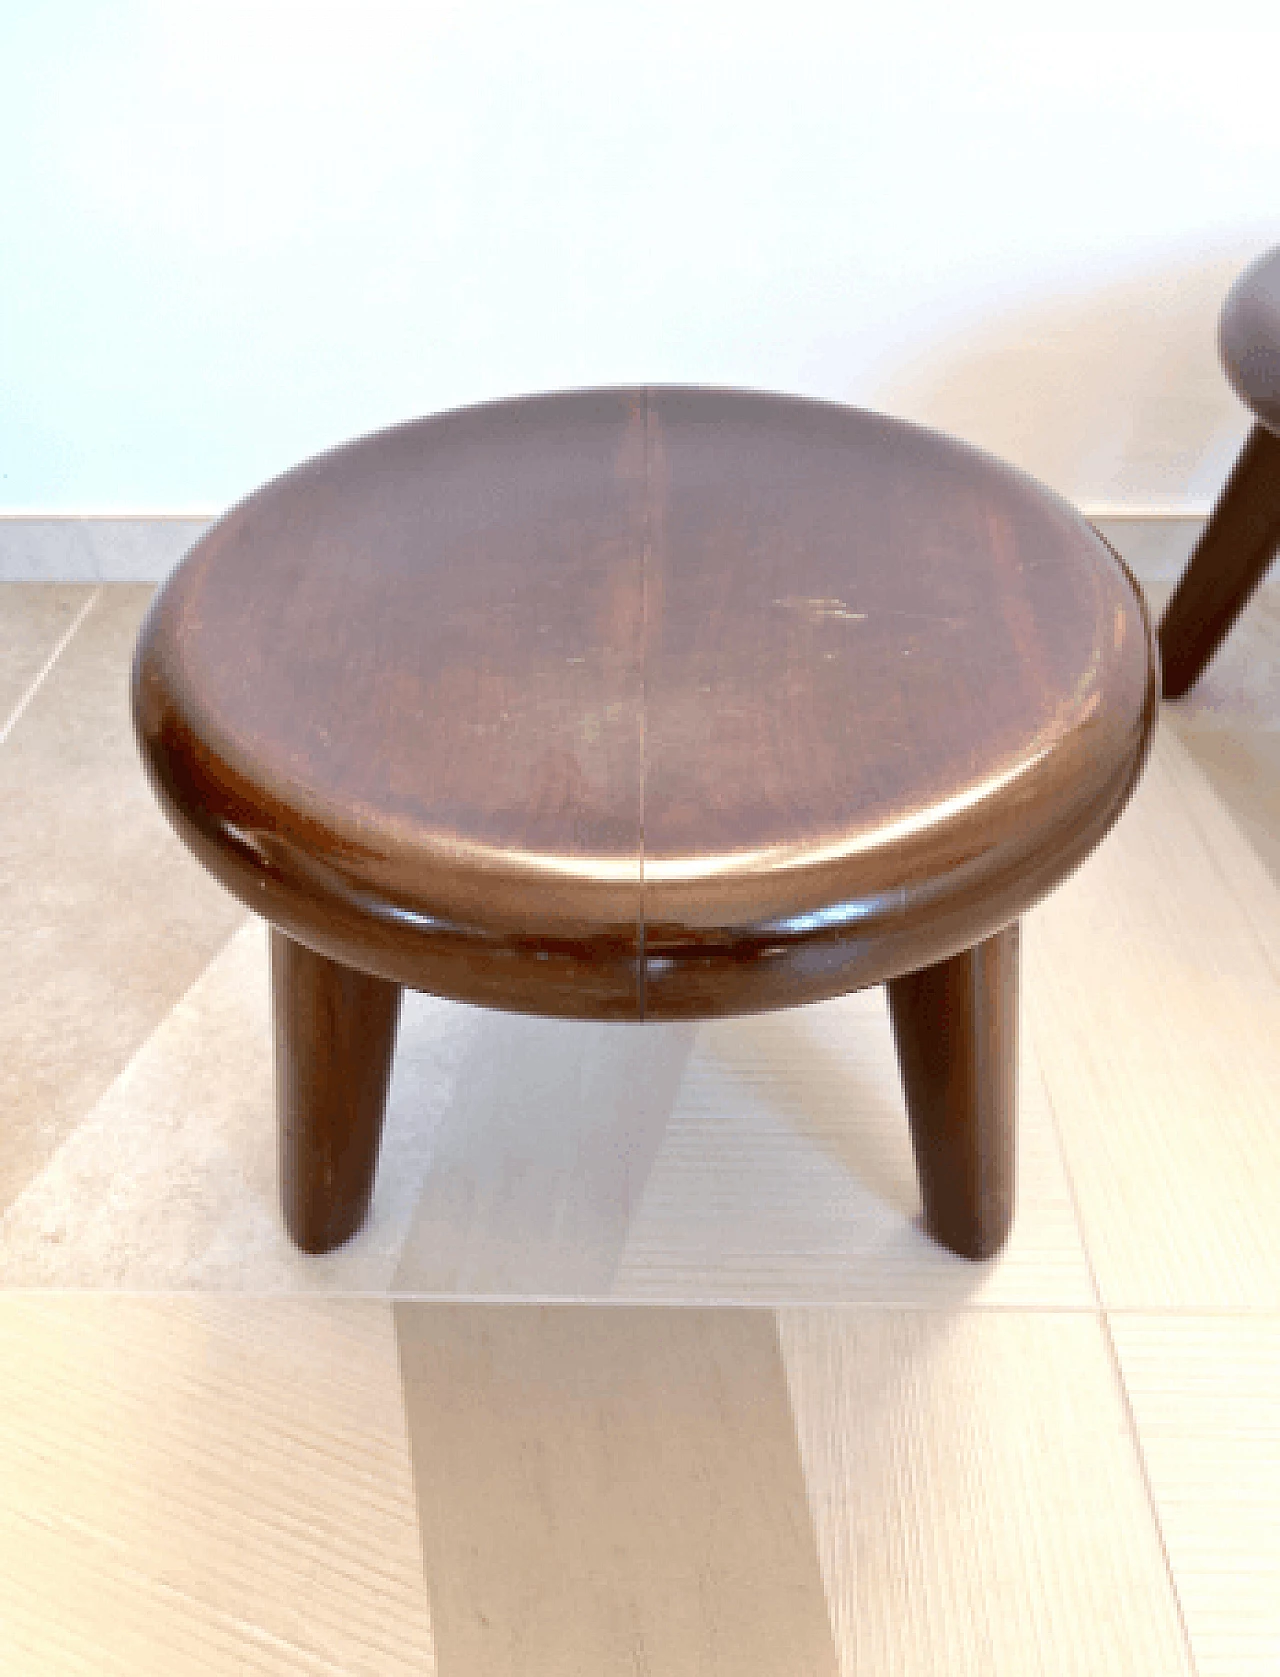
[{"left": 1, "top": 534, "right": 1277, "bottom": 1674}]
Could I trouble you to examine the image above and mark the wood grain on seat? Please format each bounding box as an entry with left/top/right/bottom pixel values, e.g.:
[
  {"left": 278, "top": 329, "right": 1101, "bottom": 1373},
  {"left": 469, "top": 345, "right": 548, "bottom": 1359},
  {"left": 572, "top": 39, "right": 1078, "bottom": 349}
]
[{"left": 133, "top": 387, "right": 1155, "bottom": 1021}]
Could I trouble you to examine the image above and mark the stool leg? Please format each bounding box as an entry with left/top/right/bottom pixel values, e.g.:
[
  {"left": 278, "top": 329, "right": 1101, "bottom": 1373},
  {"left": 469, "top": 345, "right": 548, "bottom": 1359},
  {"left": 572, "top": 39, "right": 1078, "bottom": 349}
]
[
  {"left": 270, "top": 929, "right": 403, "bottom": 1254},
  {"left": 1158, "top": 421, "right": 1280, "bottom": 700},
  {"left": 886, "top": 923, "right": 1018, "bottom": 1261}
]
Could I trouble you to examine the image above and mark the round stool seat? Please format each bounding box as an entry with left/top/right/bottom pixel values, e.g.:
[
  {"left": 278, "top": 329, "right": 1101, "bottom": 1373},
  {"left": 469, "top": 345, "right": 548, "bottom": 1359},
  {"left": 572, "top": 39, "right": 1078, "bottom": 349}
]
[
  {"left": 133, "top": 386, "right": 1155, "bottom": 1023},
  {"left": 1220, "top": 245, "right": 1280, "bottom": 436}
]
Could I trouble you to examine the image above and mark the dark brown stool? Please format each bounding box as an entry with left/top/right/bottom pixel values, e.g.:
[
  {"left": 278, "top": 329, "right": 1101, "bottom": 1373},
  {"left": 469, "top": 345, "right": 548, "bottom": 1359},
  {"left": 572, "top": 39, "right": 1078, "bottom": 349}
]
[
  {"left": 1159, "top": 246, "right": 1280, "bottom": 698},
  {"left": 132, "top": 388, "right": 1156, "bottom": 1262}
]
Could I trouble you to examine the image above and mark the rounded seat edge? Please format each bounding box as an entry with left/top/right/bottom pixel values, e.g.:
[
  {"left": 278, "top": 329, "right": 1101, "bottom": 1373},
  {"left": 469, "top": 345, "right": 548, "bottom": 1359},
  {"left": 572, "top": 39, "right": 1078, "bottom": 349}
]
[{"left": 1220, "top": 246, "right": 1280, "bottom": 435}]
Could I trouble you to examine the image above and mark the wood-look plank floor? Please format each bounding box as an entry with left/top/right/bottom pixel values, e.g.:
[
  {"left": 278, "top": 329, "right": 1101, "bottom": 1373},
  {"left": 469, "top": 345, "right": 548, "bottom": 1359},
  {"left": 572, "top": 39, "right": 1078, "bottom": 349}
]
[
  {"left": 1111, "top": 1314, "right": 1280, "bottom": 1677},
  {"left": 1027, "top": 727, "right": 1280, "bottom": 1309},
  {"left": 0, "top": 586, "right": 245, "bottom": 1218},
  {"left": 397, "top": 1304, "right": 841, "bottom": 1677},
  {"left": 0, "top": 1296, "right": 436, "bottom": 1675},
  {"left": 778, "top": 1308, "right": 1195, "bottom": 1675},
  {"left": 1143, "top": 577, "right": 1279, "bottom": 886},
  {"left": 1, "top": 549, "right": 1277, "bottom": 1674}
]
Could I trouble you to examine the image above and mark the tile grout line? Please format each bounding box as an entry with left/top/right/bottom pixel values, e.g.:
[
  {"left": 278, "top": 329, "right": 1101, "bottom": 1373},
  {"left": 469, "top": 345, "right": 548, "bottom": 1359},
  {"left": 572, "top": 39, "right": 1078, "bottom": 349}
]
[
  {"left": 769, "top": 1305, "right": 846, "bottom": 1675},
  {"left": 0, "top": 1289, "right": 1104, "bottom": 1308},
  {"left": 388, "top": 1300, "right": 439, "bottom": 1656},
  {"left": 1030, "top": 1012, "right": 1202, "bottom": 1675},
  {"left": 1024, "top": 1005, "right": 1104, "bottom": 1316},
  {"left": 0, "top": 912, "right": 253, "bottom": 1236},
  {"left": 3, "top": 1289, "right": 1279, "bottom": 1314},
  {"left": 0, "top": 585, "right": 102, "bottom": 748},
  {"left": 1160, "top": 718, "right": 1280, "bottom": 986},
  {"left": 1097, "top": 1310, "right": 1201, "bottom": 1677}
]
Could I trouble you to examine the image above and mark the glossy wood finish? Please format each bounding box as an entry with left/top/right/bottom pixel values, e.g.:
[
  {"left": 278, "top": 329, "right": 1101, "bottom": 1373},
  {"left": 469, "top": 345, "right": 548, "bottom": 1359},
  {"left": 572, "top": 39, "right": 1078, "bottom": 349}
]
[
  {"left": 1219, "top": 245, "right": 1280, "bottom": 438},
  {"left": 636, "top": 394, "right": 1154, "bottom": 1017},
  {"left": 132, "top": 386, "right": 1156, "bottom": 1256},
  {"left": 1159, "top": 423, "right": 1280, "bottom": 699},
  {"left": 136, "top": 390, "right": 646, "bottom": 1020},
  {"left": 133, "top": 387, "right": 1156, "bottom": 1022},
  {"left": 271, "top": 928, "right": 402, "bottom": 1253},
  {"left": 887, "top": 922, "right": 1018, "bottom": 1261}
]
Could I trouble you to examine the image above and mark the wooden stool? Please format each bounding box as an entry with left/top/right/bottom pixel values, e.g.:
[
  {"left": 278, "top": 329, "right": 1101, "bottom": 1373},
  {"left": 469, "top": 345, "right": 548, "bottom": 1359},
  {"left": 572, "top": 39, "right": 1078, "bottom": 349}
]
[
  {"left": 132, "top": 388, "right": 1156, "bottom": 1261},
  {"left": 1159, "top": 245, "right": 1280, "bottom": 698}
]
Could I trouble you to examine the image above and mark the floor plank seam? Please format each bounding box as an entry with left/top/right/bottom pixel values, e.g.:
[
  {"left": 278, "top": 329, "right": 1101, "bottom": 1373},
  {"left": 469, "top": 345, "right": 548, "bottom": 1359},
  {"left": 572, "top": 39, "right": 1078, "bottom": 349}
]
[
  {"left": 0, "top": 911, "right": 253, "bottom": 1233},
  {"left": 1031, "top": 1015, "right": 1201, "bottom": 1667},
  {"left": 384, "top": 1294, "right": 1106, "bottom": 1311},
  {"left": 0, "top": 584, "right": 101, "bottom": 747},
  {"left": 1098, "top": 1308, "right": 1203, "bottom": 1677},
  {"left": 1024, "top": 1020, "right": 1104, "bottom": 1315},
  {"left": 388, "top": 1301, "right": 438, "bottom": 1661},
  {"left": 1167, "top": 730, "right": 1280, "bottom": 985}
]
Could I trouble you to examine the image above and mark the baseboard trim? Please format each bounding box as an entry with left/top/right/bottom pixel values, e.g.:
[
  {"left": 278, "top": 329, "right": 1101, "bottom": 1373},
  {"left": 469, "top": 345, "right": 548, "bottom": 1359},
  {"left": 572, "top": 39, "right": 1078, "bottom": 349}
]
[
  {"left": 0, "top": 509, "right": 221, "bottom": 519},
  {"left": 0, "top": 508, "right": 1211, "bottom": 583},
  {"left": 0, "top": 517, "right": 215, "bottom": 582}
]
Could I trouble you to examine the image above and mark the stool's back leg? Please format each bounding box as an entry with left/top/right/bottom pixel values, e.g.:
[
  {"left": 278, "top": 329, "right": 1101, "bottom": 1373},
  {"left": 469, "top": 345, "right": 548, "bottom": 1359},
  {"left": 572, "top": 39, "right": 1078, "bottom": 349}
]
[
  {"left": 1158, "top": 421, "right": 1280, "bottom": 699},
  {"left": 886, "top": 922, "right": 1018, "bottom": 1261},
  {"left": 270, "top": 929, "right": 403, "bottom": 1254}
]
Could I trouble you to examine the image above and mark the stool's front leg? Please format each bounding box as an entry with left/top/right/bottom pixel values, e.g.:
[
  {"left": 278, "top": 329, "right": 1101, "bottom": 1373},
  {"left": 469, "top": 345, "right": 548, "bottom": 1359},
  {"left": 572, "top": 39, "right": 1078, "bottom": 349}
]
[
  {"left": 270, "top": 929, "right": 403, "bottom": 1254},
  {"left": 886, "top": 923, "right": 1018, "bottom": 1261}
]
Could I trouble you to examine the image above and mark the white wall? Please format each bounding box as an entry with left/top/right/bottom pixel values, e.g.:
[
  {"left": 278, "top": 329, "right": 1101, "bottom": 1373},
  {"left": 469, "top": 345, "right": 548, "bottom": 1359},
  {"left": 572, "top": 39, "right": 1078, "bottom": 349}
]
[{"left": 3, "top": 1, "right": 1279, "bottom": 514}]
